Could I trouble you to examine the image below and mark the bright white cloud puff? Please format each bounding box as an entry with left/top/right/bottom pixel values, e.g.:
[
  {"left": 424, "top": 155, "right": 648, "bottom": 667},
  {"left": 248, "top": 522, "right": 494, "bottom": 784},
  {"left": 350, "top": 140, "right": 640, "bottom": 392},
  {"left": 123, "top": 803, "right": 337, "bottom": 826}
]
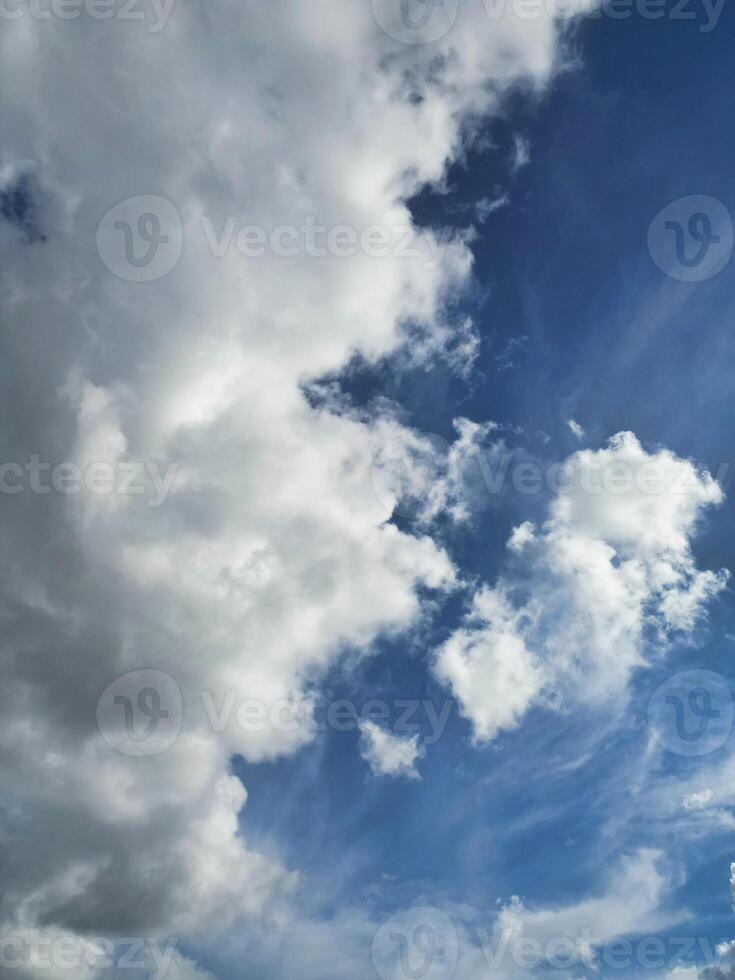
[{"left": 436, "top": 433, "right": 728, "bottom": 742}]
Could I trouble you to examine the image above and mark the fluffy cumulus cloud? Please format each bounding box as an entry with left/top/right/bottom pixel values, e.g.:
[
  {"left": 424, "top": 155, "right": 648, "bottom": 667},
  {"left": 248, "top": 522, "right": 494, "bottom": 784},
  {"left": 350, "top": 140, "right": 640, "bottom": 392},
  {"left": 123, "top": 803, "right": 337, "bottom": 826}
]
[
  {"left": 435, "top": 432, "right": 728, "bottom": 742},
  {"left": 0, "top": 0, "right": 589, "bottom": 976}
]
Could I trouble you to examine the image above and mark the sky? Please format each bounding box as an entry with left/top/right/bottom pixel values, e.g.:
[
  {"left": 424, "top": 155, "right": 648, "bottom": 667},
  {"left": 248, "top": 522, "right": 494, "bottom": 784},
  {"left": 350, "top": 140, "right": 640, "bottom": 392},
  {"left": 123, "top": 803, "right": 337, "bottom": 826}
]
[{"left": 1, "top": 2, "right": 734, "bottom": 979}]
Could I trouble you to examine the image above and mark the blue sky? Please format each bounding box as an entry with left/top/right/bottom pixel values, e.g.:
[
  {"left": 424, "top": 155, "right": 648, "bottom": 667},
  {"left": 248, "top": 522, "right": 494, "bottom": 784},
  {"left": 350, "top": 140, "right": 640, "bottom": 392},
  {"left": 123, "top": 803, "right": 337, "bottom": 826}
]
[{"left": 2, "top": 3, "right": 735, "bottom": 980}]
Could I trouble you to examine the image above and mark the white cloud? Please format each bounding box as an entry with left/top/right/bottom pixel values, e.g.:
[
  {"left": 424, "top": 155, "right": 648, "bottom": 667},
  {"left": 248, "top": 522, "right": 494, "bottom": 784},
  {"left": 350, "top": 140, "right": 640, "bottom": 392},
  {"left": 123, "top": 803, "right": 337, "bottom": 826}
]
[
  {"left": 369, "top": 416, "right": 496, "bottom": 526},
  {"left": 476, "top": 192, "right": 511, "bottom": 223},
  {"left": 0, "top": 0, "right": 585, "bottom": 971},
  {"left": 170, "top": 848, "right": 678, "bottom": 980},
  {"left": 436, "top": 432, "right": 728, "bottom": 742},
  {"left": 511, "top": 134, "right": 531, "bottom": 173},
  {"left": 508, "top": 521, "right": 536, "bottom": 552},
  {"left": 567, "top": 418, "right": 585, "bottom": 440},
  {"left": 666, "top": 968, "right": 702, "bottom": 980},
  {"left": 434, "top": 586, "right": 545, "bottom": 743},
  {"left": 682, "top": 789, "right": 715, "bottom": 810},
  {"left": 359, "top": 720, "right": 423, "bottom": 780}
]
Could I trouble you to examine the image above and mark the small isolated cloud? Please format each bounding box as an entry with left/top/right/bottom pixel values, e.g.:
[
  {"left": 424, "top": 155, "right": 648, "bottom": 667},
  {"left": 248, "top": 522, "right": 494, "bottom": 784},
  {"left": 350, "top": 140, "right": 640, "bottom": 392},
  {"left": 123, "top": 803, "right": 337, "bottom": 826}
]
[
  {"left": 511, "top": 134, "right": 531, "bottom": 173},
  {"left": 476, "top": 192, "right": 510, "bottom": 223},
  {"left": 508, "top": 521, "right": 535, "bottom": 553},
  {"left": 682, "top": 789, "right": 714, "bottom": 810},
  {"left": 359, "top": 720, "right": 423, "bottom": 780},
  {"left": 568, "top": 418, "right": 586, "bottom": 440}
]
